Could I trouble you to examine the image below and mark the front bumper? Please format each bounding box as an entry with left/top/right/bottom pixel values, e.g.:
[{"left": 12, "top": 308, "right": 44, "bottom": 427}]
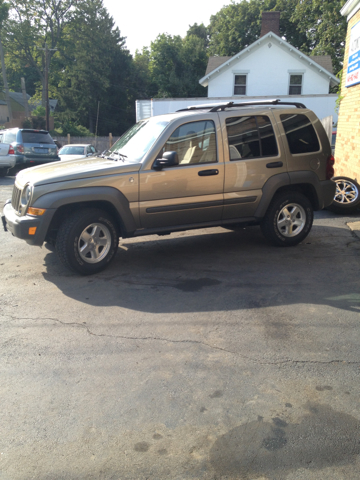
[{"left": 2, "top": 200, "right": 55, "bottom": 246}]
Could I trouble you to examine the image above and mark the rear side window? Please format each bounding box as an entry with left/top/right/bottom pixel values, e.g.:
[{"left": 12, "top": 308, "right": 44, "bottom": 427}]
[
  {"left": 22, "top": 131, "right": 54, "bottom": 144},
  {"left": 226, "top": 116, "right": 278, "bottom": 160},
  {"left": 281, "top": 114, "right": 320, "bottom": 154}
]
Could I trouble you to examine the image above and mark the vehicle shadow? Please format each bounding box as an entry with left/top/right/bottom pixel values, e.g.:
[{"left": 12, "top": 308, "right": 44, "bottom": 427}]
[{"left": 42, "top": 222, "right": 360, "bottom": 314}]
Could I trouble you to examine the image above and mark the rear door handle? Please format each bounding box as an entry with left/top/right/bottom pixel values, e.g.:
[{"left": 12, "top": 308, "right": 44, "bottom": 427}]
[
  {"left": 198, "top": 169, "right": 219, "bottom": 176},
  {"left": 266, "top": 162, "right": 283, "bottom": 168}
]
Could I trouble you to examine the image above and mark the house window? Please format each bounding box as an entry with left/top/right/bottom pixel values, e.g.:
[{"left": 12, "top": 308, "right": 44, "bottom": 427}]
[
  {"left": 234, "top": 75, "right": 247, "bottom": 95},
  {"left": 289, "top": 74, "right": 303, "bottom": 95}
]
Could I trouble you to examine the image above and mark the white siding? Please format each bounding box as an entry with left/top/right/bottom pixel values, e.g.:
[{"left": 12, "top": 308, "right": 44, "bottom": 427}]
[
  {"left": 136, "top": 95, "right": 338, "bottom": 125},
  {"left": 207, "top": 41, "right": 331, "bottom": 98}
]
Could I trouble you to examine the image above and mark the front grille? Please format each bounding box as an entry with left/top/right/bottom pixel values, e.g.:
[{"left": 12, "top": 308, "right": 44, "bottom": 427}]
[{"left": 11, "top": 185, "right": 21, "bottom": 211}]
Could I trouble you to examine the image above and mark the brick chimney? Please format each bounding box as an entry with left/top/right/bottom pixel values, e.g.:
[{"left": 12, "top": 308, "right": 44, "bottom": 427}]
[{"left": 260, "top": 11, "right": 280, "bottom": 37}]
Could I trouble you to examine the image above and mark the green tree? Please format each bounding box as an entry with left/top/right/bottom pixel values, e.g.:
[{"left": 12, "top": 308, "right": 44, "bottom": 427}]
[
  {"left": 56, "top": 0, "right": 133, "bottom": 134},
  {"left": 5, "top": 0, "right": 79, "bottom": 105},
  {"left": 291, "top": 0, "right": 347, "bottom": 73},
  {"left": 208, "top": 0, "right": 265, "bottom": 56},
  {"left": 207, "top": 0, "right": 344, "bottom": 75},
  {"left": 148, "top": 32, "right": 207, "bottom": 98},
  {"left": 186, "top": 22, "right": 209, "bottom": 49}
]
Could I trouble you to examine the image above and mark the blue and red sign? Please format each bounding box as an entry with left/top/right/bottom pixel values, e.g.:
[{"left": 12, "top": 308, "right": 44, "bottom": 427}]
[{"left": 346, "top": 20, "right": 360, "bottom": 87}]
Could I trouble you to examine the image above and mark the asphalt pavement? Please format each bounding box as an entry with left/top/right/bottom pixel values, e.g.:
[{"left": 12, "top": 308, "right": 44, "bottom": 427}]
[{"left": 1, "top": 175, "right": 360, "bottom": 480}]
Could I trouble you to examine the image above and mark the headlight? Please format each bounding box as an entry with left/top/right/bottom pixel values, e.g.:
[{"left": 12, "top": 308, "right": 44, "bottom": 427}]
[{"left": 20, "top": 184, "right": 33, "bottom": 207}]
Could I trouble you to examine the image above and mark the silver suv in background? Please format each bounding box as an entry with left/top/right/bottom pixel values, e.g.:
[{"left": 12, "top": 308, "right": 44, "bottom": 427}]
[{"left": 0, "top": 128, "right": 59, "bottom": 176}]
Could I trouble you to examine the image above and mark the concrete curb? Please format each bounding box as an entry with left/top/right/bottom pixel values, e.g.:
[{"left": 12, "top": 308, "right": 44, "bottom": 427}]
[{"left": 347, "top": 221, "right": 360, "bottom": 239}]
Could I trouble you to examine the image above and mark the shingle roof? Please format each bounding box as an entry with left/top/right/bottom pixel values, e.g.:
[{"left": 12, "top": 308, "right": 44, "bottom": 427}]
[
  {"left": 205, "top": 56, "right": 232, "bottom": 76},
  {"left": 8, "top": 91, "right": 30, "bottom": 108},
  {"left": 311, "top": 56, "right": 334, "bottom": 74},
  {"left": 7, "top": 92, "right": 58, "bottom": 112}
]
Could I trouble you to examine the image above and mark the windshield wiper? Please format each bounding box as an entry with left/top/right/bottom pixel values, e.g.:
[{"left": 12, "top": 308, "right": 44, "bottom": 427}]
[
  {"left": 99, "top": 151, "right": 128, "bottom": 161},
  {"left": 108, "top": 152, "right": 128, "bottom": 161}
]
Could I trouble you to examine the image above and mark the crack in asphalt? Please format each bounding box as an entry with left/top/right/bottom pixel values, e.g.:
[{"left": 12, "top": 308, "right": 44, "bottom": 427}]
[{"left": 5, "top": 315, "right": 360, "bottom": 367}]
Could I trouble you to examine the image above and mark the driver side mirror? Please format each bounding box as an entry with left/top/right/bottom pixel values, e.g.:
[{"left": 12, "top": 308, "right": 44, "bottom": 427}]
[{"left": 153, "top": 151, "right": 179, "bottom": 170}]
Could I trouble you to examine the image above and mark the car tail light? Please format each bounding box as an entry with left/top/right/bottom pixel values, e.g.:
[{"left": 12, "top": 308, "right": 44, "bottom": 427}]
[
  {"left": 8, "top": 144, "right": 15, "bottom": 154},
  {"left": 326, "top": 155, "right": 335, "bottom": 180},
  {"left": 17, "top": 144, "right": 24, "bottom": 154}
]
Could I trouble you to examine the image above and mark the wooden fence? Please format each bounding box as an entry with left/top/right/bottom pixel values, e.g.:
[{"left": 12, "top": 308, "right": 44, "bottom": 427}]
[{"left": 53, "top": 134, "right": 120, "bottom": 153}]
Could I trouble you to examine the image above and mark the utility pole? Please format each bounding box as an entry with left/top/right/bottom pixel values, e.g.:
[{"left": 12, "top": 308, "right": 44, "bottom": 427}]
[
  {"left": 0, "top": 34, "right": 12, "bottom": 122},
  {"left": 21, "top": 77, "right": 30, "bottom": 118},
  {"left": 37, "top": 43, "right": 57, "bottom": 131},
  {"left": 95, "top": 101, "right": 100, "bottom": 149},
  {"left": 45, "top": 43, "right": 49, "bottom": 130}
]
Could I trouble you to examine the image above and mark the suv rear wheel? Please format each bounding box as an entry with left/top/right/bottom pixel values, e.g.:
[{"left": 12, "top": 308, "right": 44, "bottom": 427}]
[
  {"left": 261, "top": 192, "right": 313, "bottom": 246},
  {"left": 56, "top": 208, "right": 119, "bottom": 275}
]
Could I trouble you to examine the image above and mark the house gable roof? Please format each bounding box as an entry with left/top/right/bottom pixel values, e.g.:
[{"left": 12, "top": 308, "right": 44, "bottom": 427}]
[{"left": 200, "top": 32, "right": 339, "bottom": 88}]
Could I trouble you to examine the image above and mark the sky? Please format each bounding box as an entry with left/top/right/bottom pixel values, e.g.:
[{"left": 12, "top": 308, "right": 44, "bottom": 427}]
[{"left": 102, "top": 0, "right": 229, "bottom": 55}]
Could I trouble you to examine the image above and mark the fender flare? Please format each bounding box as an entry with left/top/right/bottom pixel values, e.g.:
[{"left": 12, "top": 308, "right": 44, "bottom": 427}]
[{"left": 32, "top": 186, "right": 137, "bottom": 234}]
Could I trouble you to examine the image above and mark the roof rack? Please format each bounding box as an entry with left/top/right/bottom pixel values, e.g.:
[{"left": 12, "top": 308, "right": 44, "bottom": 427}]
[{"left": 176, "top": 99, "right": 306, "bottom": 113}]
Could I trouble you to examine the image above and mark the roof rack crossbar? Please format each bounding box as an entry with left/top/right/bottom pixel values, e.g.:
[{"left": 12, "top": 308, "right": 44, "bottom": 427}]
[{"left": 176, "top": 99, "right": 306, "bottom": 113}]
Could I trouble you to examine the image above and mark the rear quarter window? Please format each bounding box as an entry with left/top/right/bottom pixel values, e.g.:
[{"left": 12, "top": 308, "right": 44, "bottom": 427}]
[
  {"left": 3, "top": 132, "right": 17, "bottom": 143},
  {"left": 280, "top": 114, "right": 320, "bottom": 154},
  {"left": 22, "top": 131, "right": 54, "bottom": 144}
]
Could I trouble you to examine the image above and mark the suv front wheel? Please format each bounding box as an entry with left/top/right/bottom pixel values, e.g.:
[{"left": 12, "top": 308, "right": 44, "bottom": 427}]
[
  {"left": 261, "top": 192, "right": 313, "bottom": 246},
  {"left": 56, "top": 208, "right": 119, "bottom": 275}
]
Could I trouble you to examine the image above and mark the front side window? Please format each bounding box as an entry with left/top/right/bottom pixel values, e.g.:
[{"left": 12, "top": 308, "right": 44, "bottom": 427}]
[
  {"left": 226, "top": 116, "right": 278, "bottom": 160},
  {"left": 162, "top": 120, "right": 217, "bottom": 165},
  {"left": 281, "top": 114, "right": 320, "bottom": 154},
  {"left": 234, "top": 75, "right": 247, "bottom": 95},
  {"left": 289, "top": 74, "right": 303, "bottom": 95}
]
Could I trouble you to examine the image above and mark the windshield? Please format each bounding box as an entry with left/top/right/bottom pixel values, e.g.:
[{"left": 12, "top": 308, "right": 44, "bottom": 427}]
[
  {"left": 59, "top": 146, "right": 86, "bottom": 155},
  {"left": 105, "top": 118, "right": 169, "bottom": 162}
]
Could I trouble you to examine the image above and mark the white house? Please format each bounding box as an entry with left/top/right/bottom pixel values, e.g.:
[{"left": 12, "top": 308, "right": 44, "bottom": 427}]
[{"left": 136, "top": 12, "right": 340, "bottom": 124}]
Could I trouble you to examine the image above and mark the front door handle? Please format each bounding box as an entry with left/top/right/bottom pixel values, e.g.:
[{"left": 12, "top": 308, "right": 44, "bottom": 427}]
[
  {"left": 198, "top": 169, "right": 219, "bottom": 176},
  {"left": 266, "top": 161, "right": 283, "bottom": 168}
]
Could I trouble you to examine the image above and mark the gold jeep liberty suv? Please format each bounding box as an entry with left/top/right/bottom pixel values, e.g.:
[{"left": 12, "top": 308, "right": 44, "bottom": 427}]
[{"left": 2, "top": 100, "right": 336, "bottom": 275}]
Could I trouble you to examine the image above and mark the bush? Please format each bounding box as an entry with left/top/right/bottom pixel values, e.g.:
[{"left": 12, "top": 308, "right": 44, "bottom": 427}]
[
  {"left": 54, "top": 122, "right": 93, "bottom": 137},
  {"left": 32, "top": 105, "right": 46, "bottom": 117},
  {"left": 22, "top": 118, "right": 32, "bottom": 129},
  {"left": 32, "top": 116, "right": 46, "bottom": 129}
]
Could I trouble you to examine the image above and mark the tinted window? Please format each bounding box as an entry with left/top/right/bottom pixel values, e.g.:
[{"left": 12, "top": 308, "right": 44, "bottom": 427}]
[
  {"left": 22, "top": 131, "right": 54, "bottom": 144},
  {"left": 257, "top": 116, "right": 278, "bottom": 156},
  {"left": 162, "top": 120, "right": 217, "bottom": 165},
  {"left": 226, "top": 116, "right": 278, "bottom": 160},
  {"left": 281, "top": 114, "right": 320, "bottom": 154}
]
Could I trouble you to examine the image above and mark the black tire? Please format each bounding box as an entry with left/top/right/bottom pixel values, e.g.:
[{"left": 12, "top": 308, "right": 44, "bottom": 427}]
[
  {"left": 0, "top": 167, "right": 8, "bottom": 177},
  {"left": 55, "top": 208, "right": 119, "bottom": 275},
  {"left": 327, "top": 176, "right": 360, "bottom": 214},
  {"left": 261, "top": 192, "right": 313, "bottom": 247}
]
